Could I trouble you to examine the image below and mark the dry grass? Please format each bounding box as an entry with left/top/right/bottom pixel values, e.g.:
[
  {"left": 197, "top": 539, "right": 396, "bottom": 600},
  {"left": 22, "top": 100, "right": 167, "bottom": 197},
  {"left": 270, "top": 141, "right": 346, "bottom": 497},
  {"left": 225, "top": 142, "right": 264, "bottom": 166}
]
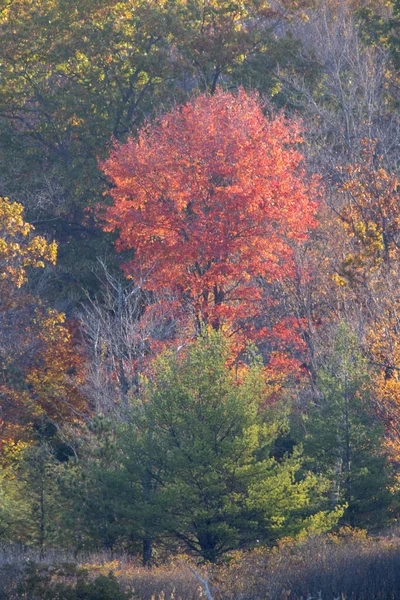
[
  {"left": 2, "top": 531, "right": 400, "bottom": 599},
  {"left": 212, "top": 529, "right": 400, "bottom": 599},
  {"left": 81, "top": 556, "right": 204, "bottom": 600}
]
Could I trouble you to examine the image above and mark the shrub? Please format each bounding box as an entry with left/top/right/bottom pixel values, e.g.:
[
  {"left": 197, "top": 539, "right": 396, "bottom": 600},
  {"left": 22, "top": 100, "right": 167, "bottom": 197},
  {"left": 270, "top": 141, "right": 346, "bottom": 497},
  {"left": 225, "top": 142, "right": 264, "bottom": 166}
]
[{"left": 0, "top": 558, "right": 132, "bottom": 600}]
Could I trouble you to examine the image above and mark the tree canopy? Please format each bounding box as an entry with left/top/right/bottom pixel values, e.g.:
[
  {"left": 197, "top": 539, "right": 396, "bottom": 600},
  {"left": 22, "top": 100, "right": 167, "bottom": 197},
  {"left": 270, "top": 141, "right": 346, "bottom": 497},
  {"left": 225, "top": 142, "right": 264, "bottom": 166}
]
[{"left": 100, "top": 89, "right": 320, "bottom": 359}]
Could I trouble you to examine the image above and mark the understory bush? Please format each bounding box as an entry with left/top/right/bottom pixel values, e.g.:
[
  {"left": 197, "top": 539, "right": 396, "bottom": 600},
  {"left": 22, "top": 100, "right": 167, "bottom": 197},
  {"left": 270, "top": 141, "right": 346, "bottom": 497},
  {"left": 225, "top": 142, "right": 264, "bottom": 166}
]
[{"left": 0, "top": 550, "right": 132, "bottom": 600}]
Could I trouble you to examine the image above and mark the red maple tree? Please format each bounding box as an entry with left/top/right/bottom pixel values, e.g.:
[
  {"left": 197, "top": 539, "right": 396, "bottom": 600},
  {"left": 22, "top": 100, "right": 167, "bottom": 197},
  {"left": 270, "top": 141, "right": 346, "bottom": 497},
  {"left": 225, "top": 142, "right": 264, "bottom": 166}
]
[{"left": 100, "top": 89, "right": 320, "bottom": 357}]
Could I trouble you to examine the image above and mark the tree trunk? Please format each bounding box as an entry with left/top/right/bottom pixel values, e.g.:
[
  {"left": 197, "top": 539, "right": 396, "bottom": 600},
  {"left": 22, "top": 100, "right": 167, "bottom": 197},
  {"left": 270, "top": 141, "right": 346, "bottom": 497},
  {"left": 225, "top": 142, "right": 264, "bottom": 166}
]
[
  {"left": 39, "top": 476, "right": 46, "bottom": 557},
  {"left": 143, "top": 537, "right": 153, "bottom": 566},
  {"left": 141, "top": 465, "right": 154, "bottom": 566},
  {"left": 198, "top": 530, "right": 218, "bottom": 563},
  {"left": 343, "top": 375, "right": 355, "bottom": 527}
]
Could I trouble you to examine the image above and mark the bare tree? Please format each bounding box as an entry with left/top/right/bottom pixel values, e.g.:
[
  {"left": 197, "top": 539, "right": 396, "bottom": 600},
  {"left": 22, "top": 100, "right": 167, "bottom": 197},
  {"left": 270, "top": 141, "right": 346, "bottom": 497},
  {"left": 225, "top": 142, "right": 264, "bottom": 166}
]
[
  {"left": 274, "top": 0, "right": 399, "bottom": 173},
  {"left": 80, "top": 261, "right": 181, "bottom": 417}
]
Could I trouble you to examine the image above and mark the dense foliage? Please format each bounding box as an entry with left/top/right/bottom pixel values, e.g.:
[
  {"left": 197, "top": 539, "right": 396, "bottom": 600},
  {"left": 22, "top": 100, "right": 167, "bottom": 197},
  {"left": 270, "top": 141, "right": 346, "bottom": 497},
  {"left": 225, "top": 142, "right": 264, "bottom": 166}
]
[{"left": 0, "top": 0, "right": 399, "bottom": 594}]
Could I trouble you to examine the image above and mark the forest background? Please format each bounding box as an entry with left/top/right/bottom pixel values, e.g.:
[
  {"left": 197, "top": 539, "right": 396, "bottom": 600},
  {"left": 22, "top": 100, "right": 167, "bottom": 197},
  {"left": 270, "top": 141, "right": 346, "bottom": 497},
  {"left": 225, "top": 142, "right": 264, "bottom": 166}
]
[{"left": 0, "top": 0, "right": 399, "bottom": 596}]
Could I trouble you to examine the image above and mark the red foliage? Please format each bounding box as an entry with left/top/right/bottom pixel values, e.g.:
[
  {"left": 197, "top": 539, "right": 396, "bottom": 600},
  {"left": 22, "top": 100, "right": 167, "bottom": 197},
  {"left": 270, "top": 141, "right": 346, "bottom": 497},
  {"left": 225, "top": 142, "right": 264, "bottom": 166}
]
[{"left": 100, "top": 89, "right": 320, "bottom": 354}]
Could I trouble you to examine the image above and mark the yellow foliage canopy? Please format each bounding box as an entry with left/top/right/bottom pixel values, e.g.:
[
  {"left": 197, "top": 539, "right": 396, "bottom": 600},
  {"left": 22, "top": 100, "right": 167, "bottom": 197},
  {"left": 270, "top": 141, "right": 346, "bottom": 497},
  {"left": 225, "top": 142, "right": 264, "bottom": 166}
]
[{"left": 0, "top": 197, "right": 57, "bottom": 289}]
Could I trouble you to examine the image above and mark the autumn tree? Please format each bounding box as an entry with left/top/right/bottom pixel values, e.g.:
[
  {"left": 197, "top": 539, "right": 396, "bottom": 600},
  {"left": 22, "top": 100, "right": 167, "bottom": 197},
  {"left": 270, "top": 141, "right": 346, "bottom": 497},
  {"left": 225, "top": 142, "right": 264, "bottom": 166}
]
[
  {"left": 0, "top": 197, "right": 57, "bottom": 292},
  {"left": 335, "top": 139, "right": 400, "bottom": 275},
  {"left": 0, "top": 198, "right": 85, "bottom": 449},
  {"left": 0, "top": 0, "right": 315, "bottom": 303},
  {"left": 100, "top": 89, "right": 319, "bottom": 364}
]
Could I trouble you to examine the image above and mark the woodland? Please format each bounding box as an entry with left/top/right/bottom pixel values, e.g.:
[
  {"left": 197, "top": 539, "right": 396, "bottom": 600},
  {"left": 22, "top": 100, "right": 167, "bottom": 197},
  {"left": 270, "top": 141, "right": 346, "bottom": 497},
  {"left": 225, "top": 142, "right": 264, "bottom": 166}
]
[{"left": 0, "top": 0, "right": 399, "bottom": 598}]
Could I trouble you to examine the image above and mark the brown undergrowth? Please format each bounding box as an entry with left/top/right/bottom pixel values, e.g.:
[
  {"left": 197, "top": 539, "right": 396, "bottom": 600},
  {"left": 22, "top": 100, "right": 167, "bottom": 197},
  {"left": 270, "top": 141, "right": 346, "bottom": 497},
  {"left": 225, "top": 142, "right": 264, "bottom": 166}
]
[{"left": 2, "top": 530, "right": 400, "bottom": 599}]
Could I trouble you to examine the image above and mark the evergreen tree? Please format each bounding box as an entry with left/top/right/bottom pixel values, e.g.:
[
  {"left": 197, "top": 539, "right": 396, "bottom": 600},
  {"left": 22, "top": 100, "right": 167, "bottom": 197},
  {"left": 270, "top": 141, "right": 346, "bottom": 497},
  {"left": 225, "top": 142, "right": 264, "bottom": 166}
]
[
  {"left": 302, "top": 325, "right": 398, "bottom": 529},
  {"left": 116, "top": 331, "right": 338, "bottom": 562}
]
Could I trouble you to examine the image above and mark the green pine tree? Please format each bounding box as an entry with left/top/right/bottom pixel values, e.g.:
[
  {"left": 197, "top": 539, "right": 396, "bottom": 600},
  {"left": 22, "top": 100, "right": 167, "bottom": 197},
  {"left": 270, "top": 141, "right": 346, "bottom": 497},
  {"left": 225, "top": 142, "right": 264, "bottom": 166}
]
[
  {"left": 302, "top": 324, "right": 398, "bottom": 529},
  {"left": 117, "top": 330, "right": 338, "bottom": 562}
]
